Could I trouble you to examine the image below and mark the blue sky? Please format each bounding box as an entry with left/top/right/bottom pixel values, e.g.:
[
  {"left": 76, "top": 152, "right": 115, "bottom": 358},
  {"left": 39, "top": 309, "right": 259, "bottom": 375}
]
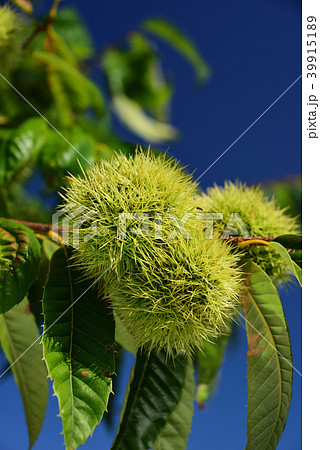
[{"left": 0, "top": 0, "right": 301, "bottom": 448}]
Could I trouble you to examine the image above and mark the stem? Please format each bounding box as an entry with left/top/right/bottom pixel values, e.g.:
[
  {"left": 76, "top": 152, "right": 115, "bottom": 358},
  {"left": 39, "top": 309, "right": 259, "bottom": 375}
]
[
  {"left": 22, "top": 22, "right": 48, "bottom": 50},
  {"left": 22, "top": 0, "right": 62, "bottom": 50},
  {"left": 228, "top": 236, "right": 274, "bottom": 243},
  {"left": 0, "top": 217, "right": 274, "bottom": 243},
  {"left": 0, "top": 218, "right": 63, "bottom": 234},
  {"left": 236, "top": 239, "right": 272, "bottom": 248},
  {"left": 47, "top": 0, "right": 62, "bottom": 21}
]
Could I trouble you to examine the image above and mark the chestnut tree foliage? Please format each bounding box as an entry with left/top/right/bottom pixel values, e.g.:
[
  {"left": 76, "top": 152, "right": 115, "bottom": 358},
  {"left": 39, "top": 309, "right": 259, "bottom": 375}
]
[{"left": 0, "top": 1, "right": 301, "bottom": 449}]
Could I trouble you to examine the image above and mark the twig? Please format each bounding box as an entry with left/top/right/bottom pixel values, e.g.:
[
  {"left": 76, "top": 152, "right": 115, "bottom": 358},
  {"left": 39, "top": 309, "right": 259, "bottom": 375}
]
[
  {"left": 227, "top": 236, "right": 274, "bottom": 243},
  {"left": 22, "top": 21, "right": 49, "bottom": 50},
  {"left": 0, "top": 217, "right": 62, "bottom": 234},
  {"left": 21, "top": 0, "right": 62, "bottom": 50},
  {"left": 0, "top": 217, "right": 274, "bottom": 243}
]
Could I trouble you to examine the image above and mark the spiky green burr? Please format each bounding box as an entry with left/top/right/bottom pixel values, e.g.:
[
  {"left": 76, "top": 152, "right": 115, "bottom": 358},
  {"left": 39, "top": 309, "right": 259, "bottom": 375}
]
[
  {"left": 60, "top": 151, "right": 242, "bottom": 355},
  {"left": 60, "top": 150, "right": 199, "bottom": 285},
  {"left": 109, "top": 231, "right": 242, "bottom": 355},
  {"left": 198, "top": 181, "right": 299, "bottom": 284}
]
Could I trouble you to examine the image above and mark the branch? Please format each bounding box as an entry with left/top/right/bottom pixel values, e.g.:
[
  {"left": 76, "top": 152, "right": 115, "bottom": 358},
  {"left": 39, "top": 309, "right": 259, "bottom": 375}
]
[
  {"left": 227, "top": 236, "right": 274, "bottom": 242},
  {"left": 0, "top": 218, "right": 274, "bottom": 243},
  {"left": 22, "top": 21, "right": 49, "bottom": 50},
  {"left": 21, "top": 0, "right": 62, "bottom": 50},
  {"left": 0, "top": 218, "right": 62, "bottom": 234},
  {"left": 228, "top": 237, "right": 274, "bottom": 245}
]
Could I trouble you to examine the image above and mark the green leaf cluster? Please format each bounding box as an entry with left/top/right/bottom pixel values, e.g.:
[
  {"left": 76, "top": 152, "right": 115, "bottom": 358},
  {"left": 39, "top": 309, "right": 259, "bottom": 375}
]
[{"left": 0, "top": 2, "right": 210, "bottom": 223}]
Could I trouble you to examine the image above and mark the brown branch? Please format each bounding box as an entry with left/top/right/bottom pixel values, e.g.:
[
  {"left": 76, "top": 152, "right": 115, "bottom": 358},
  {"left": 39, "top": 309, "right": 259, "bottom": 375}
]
[
  {"left": 0, "top": 218, "right": 64, "bottom": 234},
  {"left": 22, "top": 21, "right": 49, "bottom": 50},
  {"left": 0, "top": 217, "right": 274, "bottom": 243},
  {"left": 22, "top": 0, "right": 62, "bottom": 50},
  {"left": 227, "top": 236, "right": 274, "bottom": 242}
]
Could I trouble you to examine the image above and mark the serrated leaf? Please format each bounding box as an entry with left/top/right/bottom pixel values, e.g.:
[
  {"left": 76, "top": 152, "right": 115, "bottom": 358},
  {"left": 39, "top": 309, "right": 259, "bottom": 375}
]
[
  {"left": 153, "top": 356, "right": 194, "bottom": 450},
  {"left": 113, "top": 94, "right": 178, "bottom": 143},
  {"left": 269, "top": 241, "right": 302, "bottom": 286},
  {"left": 42, "top": 248, "right": 115, "bottom": 450},
  {"left": 0, "top": 298, "right": 48, "bottom": 448},
  {"left": 242, "top": 262, "right": 293, "bottom": 450},
  {"left": 142, "top": 18, "right": 211, "bottom": 84},
  {"left": 111, "top": 349, "right": 187, "bottom": 450},
  {"left": 0, "top": 118, "right": 46, "bottom": 185},
  {"left": 0, "top": 219, "right": 41, "bottom": 314}
]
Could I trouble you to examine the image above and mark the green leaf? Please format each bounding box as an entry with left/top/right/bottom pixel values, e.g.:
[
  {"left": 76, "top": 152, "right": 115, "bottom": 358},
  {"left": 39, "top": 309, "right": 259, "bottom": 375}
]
[
  {"left": 53, "top": 7, "right": 94, "bottom": 61},
  {"left": 111, "top": 349, "right": 188, "bottom": 450},
  {"left": 46, "top": 67, "right": 74, "bottom": 127},
  {"left": 28, "top": 238, "right": 60, "bottom": 322},
  {"left": 113, "top": 94, "right": 178, "bottom": 143},
  {"left": 35, "top": 125, "right": 95, "bottom": 187},
  {"left": 33, "top": 51, "right": 104, "bottom": 116},
  {"left": 42, "top": 248, "right": 115, "bottom": 450},
  {"left": 269, "top": 241, "right": 302, "bottom": 286},
  {"left": 0, "top": 298, "right": 48, "bottom": 449},
  {"left": 102, "top": 31, "right": 178, "bottom": 141},
  {"left": 273, "top": 234, "right": 302, "bottom": 268},
  {"left": 142, "top": 18, "right": 211, "bottom": 84},
  {"left": 153, "top": 356, "right": 195, "bottom": 450},
  {"left": 195, "top": 330, "right": 230, "bottom": 407},
  {"left": 42, "top": 237, "right": 61, "bottom": 261},
  {"left": 103, "top": 33, "right": 172, "bottom": 121},
  {"left": 272, "top": 234, "right": 301, "bottom": 249},
  {"left": 242, "top": 262, "right": 293, "bottom": 450},
  {"left": 76, "top": 114, "right": 111, "bottom": 145},
  {"left": 267, "top": 178, "right": 302, "bottom": 222},
  {"left": 0, "top": 219, "right": 41, "bottom": 314},
  {"left": 114, "top": 312, "right": 137, "bottom": 355},
  {"left": 48, "top": 27, "right": 78, "bottom": 67},
  {"left": 0, "top": 118, "right": 46, "bottom": 185}
]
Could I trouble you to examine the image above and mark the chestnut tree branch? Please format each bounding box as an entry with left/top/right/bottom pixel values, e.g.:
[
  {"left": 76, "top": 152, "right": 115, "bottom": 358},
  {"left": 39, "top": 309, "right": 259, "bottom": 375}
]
[{"left": 0, "top": 217, "right": 274, "bottom": 243}]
